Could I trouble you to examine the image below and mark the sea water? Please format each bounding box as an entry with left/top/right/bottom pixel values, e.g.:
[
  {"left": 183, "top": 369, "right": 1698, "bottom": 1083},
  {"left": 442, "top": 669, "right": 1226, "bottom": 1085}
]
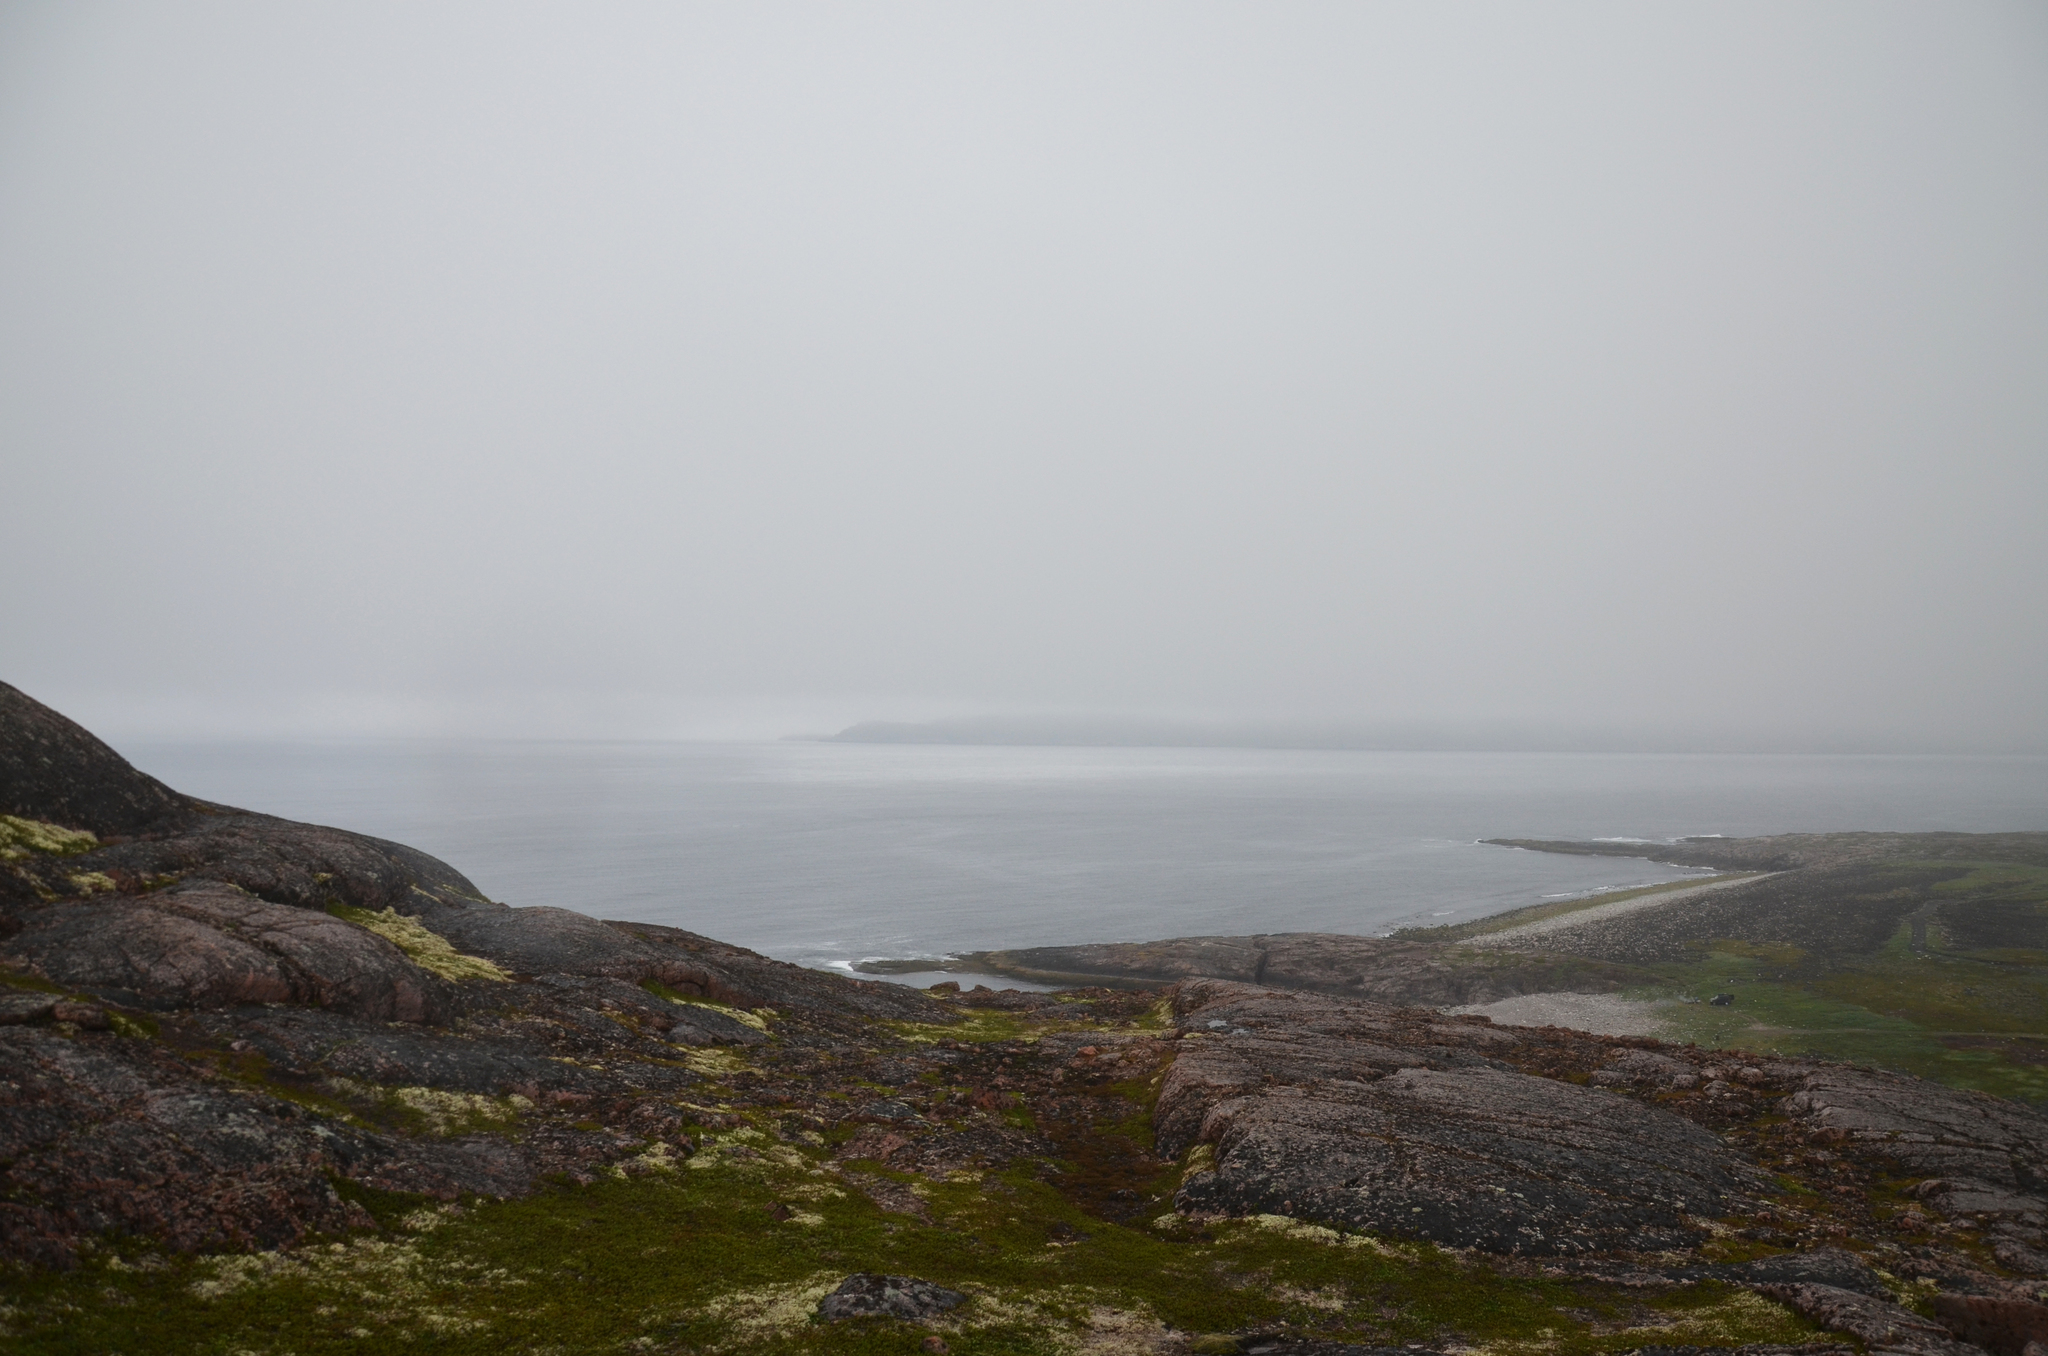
[{"left": 126, "top": 740, "right": 2048, "bottom": 979}]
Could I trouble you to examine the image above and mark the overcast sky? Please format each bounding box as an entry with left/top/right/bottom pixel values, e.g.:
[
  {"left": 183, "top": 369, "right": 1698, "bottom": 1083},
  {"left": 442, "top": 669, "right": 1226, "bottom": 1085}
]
[{"left": 3, "top": 2, "right": 2044, "bottom": 750}]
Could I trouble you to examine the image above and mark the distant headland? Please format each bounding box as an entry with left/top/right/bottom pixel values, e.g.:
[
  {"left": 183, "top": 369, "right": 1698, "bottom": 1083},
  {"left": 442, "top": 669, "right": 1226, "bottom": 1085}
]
[{"left": 805, "top": 714, "right": 2018, "bottom": 755}]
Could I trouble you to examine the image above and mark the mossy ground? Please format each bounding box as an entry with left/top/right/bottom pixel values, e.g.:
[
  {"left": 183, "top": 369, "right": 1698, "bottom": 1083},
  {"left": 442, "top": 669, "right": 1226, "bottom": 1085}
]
[
  {"left": 0, "top": 1141, "right": 1826, "bottom": 1356},
  {"left": 1, "top": 1004, "right": 1833, "bottom": 1356},
  {"left": 12, "top": 851, "right": 2035, "bottom": 1351}
]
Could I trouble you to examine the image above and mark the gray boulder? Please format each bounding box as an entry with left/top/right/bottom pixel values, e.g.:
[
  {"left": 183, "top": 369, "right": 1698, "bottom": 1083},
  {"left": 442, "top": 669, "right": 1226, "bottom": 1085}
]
[{"left": 815, "top": 1272, "right": 966, "bottom": 1321}]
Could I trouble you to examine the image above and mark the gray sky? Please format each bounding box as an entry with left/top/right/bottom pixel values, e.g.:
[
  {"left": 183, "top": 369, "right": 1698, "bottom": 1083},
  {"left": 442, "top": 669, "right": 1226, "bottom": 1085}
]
[{"left": 3, "top": 2, "right": 2044, "bottom": 750}]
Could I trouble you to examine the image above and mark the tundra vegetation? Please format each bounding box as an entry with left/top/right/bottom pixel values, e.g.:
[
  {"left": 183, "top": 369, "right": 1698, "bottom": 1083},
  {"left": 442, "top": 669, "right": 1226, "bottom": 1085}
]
[
  {"left": 1, "top": 681, "right": 2044, "bottom": 1354},
  {"left": 1448, "top": 837, "right": 2048, "bottom": 1104}
]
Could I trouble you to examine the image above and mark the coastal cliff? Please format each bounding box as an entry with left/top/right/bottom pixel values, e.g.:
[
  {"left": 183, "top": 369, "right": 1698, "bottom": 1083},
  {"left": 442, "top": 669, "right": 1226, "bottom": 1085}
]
[{"left": 3, "top": 680, "right": 2045, "bottom": 1355}]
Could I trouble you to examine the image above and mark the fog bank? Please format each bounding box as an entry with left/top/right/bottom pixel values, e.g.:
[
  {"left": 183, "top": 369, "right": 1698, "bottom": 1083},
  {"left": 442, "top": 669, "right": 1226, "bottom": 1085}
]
[{"left": 4, "top": 3, "right": 2044, "bottom": 751}]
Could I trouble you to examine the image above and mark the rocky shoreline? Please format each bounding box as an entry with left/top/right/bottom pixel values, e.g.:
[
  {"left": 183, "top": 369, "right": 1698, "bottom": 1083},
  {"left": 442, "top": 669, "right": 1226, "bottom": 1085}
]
[{"left": 3, "top": 679, "right": 2045, "bottom": 1354}]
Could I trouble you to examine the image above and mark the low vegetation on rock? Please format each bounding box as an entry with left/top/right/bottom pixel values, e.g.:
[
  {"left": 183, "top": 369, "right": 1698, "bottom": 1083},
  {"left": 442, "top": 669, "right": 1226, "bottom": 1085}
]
[
  {"left": 2, "top": 680, "right": 2044, "bottom": 1354},
  {"left": 933, "top": 833, "right": 2048, "bottom": 1104}
]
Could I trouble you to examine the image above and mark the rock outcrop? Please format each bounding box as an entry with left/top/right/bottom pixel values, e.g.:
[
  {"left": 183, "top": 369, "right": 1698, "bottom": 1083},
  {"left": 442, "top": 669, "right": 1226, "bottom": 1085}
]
[
  {"left": 1160, "top": 980, "right": 1746, "bottom": 1254},
  {"left": 1777, "top": 1063, "right": 2048, "bottom": 1277},
  {"left": 9, "top": 881, "right": 446, "bottom": 1020},
  {"left": 0, "top": 680, "right": 187, "bottom": 834},
  {"left": 1932, "top": 1294, "right": 2048, "bottom": 1356},
  {"left": 1152, "top": 977, "right": 2048, "bottom": 1279},
  {"left": 0, "top": 681, "right": 952, "bottom": 1266}
]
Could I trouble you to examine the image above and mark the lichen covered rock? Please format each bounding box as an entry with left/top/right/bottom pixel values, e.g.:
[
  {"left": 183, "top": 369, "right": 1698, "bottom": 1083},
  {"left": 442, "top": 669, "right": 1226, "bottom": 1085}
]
[
  {"left": 4, "top": 882, "right": 445, "bottom": 1019},
  {"left": 1164, "top": 980, "right": 1745, "bottom": 1254}
]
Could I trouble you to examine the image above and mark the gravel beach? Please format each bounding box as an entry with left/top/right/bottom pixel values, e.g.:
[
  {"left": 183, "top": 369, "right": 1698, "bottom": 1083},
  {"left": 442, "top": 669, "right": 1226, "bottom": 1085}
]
[{"left": 1462, "top": 872, "right": 1774, "bottom": 949}]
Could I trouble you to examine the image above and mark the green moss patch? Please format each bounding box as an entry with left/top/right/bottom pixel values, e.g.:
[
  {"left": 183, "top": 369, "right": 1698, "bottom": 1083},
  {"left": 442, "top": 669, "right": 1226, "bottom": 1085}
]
[
  {"left": 0, "top": 1048, "right": 1831, "bottom": 1356},
  {"left": 0, "top": 967, "right": 65, "bottom": 994}
]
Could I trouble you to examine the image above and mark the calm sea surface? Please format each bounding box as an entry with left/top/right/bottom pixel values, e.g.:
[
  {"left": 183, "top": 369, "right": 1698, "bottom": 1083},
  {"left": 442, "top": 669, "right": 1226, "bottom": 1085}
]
[{"left": 124, "top": 741, "right": 2048, "bottom": 977}]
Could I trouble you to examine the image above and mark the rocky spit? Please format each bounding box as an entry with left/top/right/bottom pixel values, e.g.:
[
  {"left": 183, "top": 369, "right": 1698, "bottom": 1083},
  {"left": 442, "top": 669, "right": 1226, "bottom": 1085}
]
[{"left": 3, "top": 678, "right": 2047, "bottom": 1355}]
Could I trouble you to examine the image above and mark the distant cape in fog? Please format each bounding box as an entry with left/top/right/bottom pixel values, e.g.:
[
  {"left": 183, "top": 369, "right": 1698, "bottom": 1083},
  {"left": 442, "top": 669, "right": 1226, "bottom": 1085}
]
[{"left": 803, "top": 716, "right": 2009, "bottom": 756}]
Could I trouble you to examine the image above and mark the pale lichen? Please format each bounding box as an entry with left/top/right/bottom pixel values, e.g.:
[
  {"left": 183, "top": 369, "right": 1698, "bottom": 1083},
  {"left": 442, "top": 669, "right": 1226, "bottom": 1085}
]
[
  {"left": 327, "top": 906, "right": 510, "bottom": 983},
  {"left": 678, "top": 1045, "right": 755, "bottom": 1076},
  {"left": 1075, "top": 1301, "right": 1180, "bottom": 1354},
  {"left": 397, "top": 1205, "right": 465, "bottom": 1234},
  {"left": 0, "top": 815, "right": 97, "bottom": 861},
  {"left": 325, "top": 1077, "right": 530, "bottom": 1136},
  {"left": 683, "top": 1127, "right": 812, "bottom": 1175},
  {"left": 698, "top": 1273, "right": 841, "bottom": 1340},
  {"left": 658, "top": 993, "right": 774, "bottom": 1031},
  {"left": 612, "top": 1140, "right": 683, "bottom": 1178},
  {"left": 66, "top": 871, "right": 117, "bottom": 896},
  {"left": 185, "top": 1230, "right": 517, "bottom": 1344}
]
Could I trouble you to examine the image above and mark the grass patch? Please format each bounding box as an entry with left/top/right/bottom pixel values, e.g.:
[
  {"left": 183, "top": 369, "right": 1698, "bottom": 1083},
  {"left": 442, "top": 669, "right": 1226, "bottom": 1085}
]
[
  {"left": 1639, "top": 948, "right": 2048, "bottom": 1104},
  {"left": 1585, "top": 858, "right": 2048, "bottom": 1102},
  {"left": 105, "top": 1010, "right": 159, "bottom": 1040}
]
